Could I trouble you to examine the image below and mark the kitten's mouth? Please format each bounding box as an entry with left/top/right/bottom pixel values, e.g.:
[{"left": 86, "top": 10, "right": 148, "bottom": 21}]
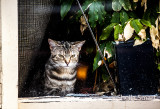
[
  {"left": 64, "top": 65, "right": 74, "bottom": 68},
  {"left": 64, "top": 66, "right": 69, "bottom": 68},
  {"left": 62, "top": 65, "right": 70, "bottom": 68}
]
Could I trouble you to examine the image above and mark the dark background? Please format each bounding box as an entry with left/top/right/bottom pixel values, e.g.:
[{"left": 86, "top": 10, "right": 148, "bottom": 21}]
[{"left": 18, "top": 0, "right": 96, "bottom": 97}]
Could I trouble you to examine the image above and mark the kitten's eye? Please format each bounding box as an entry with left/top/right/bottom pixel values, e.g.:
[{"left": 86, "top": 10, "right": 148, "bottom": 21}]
[
  {"left": 58, "top": 54, "right": 64, "bottom": 58},
  {"left": 71, "top": 54, "right": 75, "bottom": 58},
  {"left": 52, "top": 55, "right": 56, "bottom": 58}
]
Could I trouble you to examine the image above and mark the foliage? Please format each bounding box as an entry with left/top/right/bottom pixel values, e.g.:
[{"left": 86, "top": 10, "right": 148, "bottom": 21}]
[
  {"left": 60, "top": 0, "right": 160, "bottom": 74},
  {"left": 93, "top": 41, "right": 114, "bottom": 72},
  {"left": 60, "top": 0, "right": 74, "bottom": 20},
  {"left": 99, "top": 23, "right": 117, "bottom": 41},
  {"left": 93, "top": 43, "right": 106, "bottom": 72}
]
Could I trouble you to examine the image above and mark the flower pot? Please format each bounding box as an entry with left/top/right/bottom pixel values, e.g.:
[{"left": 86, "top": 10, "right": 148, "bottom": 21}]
[{"left": 115, "top": 40, "right": 158, "bottom": 95}]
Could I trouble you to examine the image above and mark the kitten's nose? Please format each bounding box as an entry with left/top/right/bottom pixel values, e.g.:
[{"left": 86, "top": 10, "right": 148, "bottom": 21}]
[{"left": 65, "top": 58, "right": 70, "bottom": 66}]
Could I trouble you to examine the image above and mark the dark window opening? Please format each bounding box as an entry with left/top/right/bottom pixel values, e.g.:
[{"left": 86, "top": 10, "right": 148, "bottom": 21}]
[{"left": 18, "top": 0, "right": 160, "bottom": 97}]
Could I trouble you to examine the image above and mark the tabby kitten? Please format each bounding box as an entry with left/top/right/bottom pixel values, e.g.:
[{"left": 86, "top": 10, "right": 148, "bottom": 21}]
[{"left": 44, "top": 39, "right": 85, "bottom": 96}]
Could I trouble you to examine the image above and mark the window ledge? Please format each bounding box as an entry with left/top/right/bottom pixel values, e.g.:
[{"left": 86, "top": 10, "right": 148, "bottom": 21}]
[{"left": 18, "top": 94, "right": 160, "bottom": 109}]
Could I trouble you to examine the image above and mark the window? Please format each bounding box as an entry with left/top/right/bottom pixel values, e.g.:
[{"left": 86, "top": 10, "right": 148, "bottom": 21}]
[{"left": 1, "top": 0, "right": 160, "bottom": 109}]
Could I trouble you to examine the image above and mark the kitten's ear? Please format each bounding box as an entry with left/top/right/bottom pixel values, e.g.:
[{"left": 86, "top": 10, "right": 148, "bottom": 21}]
[
  {"left": 73, "top": 40, "right": 85, "bottom": 51},
  {"left": 48, "top": 39, "right": 59, "bottom": 50}
]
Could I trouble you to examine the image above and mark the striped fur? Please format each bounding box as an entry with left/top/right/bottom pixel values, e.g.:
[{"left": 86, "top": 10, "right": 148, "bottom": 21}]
[{"left": 44, "top": 39, "right": 85, "bottom": 96}]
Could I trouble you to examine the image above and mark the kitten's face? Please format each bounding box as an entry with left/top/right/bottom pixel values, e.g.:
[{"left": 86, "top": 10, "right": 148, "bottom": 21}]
[{"left": 48, "top": 39, "right": 85, "bottom": 68}]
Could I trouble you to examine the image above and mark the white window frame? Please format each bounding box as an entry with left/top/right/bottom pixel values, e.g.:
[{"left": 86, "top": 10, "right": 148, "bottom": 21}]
[
  {"left": 1, "top": 0, "right": 160, "bottom": 109},
  {"left": 1, "top": 0, "right": 18, "bottom": 109},
  {"left": 0, "top": 0, "right": 18, "bottom": 109}
]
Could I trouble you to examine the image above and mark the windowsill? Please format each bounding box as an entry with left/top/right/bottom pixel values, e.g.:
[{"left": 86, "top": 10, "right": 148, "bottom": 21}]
[{"left": 18, "top": 94, "right": 160, "bottom": 109}]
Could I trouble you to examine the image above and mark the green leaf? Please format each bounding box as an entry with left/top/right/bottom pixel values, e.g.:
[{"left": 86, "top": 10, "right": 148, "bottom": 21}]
[
  {"left": 156, "top": 51, "right": 160, "bottom": 57},
  {"left": 88, "top": 2, "right": 99, "bottom": 28},
  {"left": 143, "top": 10, "right": 151, "bottom": 21},
  {"left": 102, "top": 72, "right": 110, "bottom": 81},
  {"left": 88, "top": 1, "right": 106, "bottom": 28},
  {"left": 120, "top": 11, "right": 129, "bottom": 26},
  {"left": 131, "top": 1, "right": 137, "bottom": 10},
  {"left": 114, "top": 24, "right": 123, "bottom": 40},
  {"left": 93, "top": 51, "right": 100, "bottom": 72},
  {"left": 112, "top": 0, "right": 122, "bottom": 11},
  {"left": 111, "top": 12, "right": 120, "bottom": 23},
  {"left": 130, "top": 19, "right": 143, "bottom": 33},
  {"left": 99, "top": 23, "right": 117, "bottom": 41},
  {"left": 140, "top": 19, "right": 152, "bottom": 28},
  {"left": 96, "top": 1, "right": 106, "bottom": 25},
  {"left": 119, "top": 0, "right": 132, "bottom": 11},
  {"left": 93, "top": 42, "right": 114, "bottom": 72},
  {"left": 93, "top": 43, "right": 106, "bottom": 72},
  {"left": 76, "top": 0, "right": 93, "bottom": 18},
  {"left": 128, "top": 11, "right": 138, "bottom": 19},
  {"left": 134, "top": 35, "right": 141, "bottom": 40},
  {"left": 158, "top": 64, "right": 160, "bottom": 71},
  {"left": 105, "top": 41, "right": 114, "bottom": 59},
  {"left": 60, "top": 0, "right": 73, "bottom": 20},
  {"left": 143, "top": 7, "right": 159, "bottom": 25}
]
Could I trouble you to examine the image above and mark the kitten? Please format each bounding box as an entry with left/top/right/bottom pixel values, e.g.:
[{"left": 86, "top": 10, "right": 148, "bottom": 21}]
[{"left": 44, "top": 39, "right": 85, "bottom": 96}]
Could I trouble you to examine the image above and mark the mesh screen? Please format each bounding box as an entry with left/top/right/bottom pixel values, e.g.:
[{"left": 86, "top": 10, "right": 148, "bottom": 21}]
[{"left": 18, "top": 0, "right": 53, "bottom": 95}]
